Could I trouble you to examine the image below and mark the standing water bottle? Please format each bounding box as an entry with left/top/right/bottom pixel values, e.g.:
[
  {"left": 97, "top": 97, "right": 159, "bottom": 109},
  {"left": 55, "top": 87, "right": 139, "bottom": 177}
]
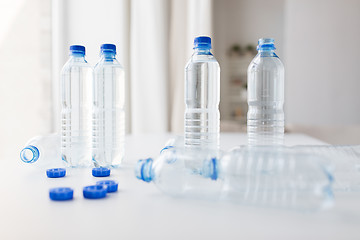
[
  {"left": 184, "top": 36, "right": 220, "bottom": 149},
  {"left": 247, "top": 38, "right": 284, "bottom": 145},
  {"left": 61, "top": 45, "right": 92, "bottom": 167},
  {"left": 92, "top": 44, "right": 125, "bottom": 167}
]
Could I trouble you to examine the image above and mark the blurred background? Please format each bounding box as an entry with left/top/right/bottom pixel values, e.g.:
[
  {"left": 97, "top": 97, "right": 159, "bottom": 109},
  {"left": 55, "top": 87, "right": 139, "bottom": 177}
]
[{"left": 1, "top": 0, "right": 360, "bottom": 159}]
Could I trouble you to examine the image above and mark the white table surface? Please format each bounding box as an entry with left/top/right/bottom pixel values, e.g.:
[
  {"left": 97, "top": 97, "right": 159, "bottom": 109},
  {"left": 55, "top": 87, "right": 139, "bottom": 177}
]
[{"left": 1, "top": 133, "right": 360, "bottom": 240}]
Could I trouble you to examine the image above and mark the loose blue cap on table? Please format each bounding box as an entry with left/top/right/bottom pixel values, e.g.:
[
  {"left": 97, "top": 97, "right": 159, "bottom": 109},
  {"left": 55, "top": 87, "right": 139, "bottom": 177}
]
[
  {"left": 194, "top": 36, "right": 211, "bottom": 49},
  {"left": 46, "top": 168, "right": 66, "bottom": 178},
  {"left": 83, "top": 185, "right": 107, "bottom": 199},
  {"left": 96, "top": 180, "right": 118, "bottom": 193},
  {"left": 70, "top": 45, "right": 85, "bottom": 54},
  {"left": 49, "top": 187, "right": 73, "bottom": 201},
  {"left": 101, "top": 43, "right": 116, "bottom": 53},
  {"left": 92, "top": 167, "right": 111, "bottom": 177}
]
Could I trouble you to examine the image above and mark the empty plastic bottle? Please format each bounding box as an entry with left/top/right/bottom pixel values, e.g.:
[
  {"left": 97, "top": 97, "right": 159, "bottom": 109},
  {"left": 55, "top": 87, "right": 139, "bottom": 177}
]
[
  {"left": 135, "top": 147, "right": 222, "bottom": 197},
  {"left": 20, "top": 134, "right": 66, "bottom": 168},
  {"left": 61, "top": 45, "right": 92, "bottom": 167},
  {"left": 184, "top": 36, "right": 220, "bottom": 149},
  {"left": 136, "top": 146, "right": 334, "bottom": 211},
  {"left": 92, "top": 44, "right": 125, "bottom": 168},
  {"left": 247, "top": 38, "right": 284, "bottom": 145}
]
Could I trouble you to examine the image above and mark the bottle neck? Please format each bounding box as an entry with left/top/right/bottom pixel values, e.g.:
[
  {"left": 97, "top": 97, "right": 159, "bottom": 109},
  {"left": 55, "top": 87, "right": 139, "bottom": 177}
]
[
  {"left": 135, "top": 158, "right": 154, "bottom": 182},
  {"left": 194, "top": 48, "right": 212, "bottom": 55},
  {"left": 20, "top": 145, "right": 40, "bottom": 163},
  {"left": 100, "top": 52, "right": 116, "bottom": 60},
  {"left": 70, "top": 52, "right": 85, "bottom": 58},
  {"left": 258, "top": 49, "right": 278, "bottom": 57},
  {"left": 69, "top": 53, "right": 86, "bottom": 62}
]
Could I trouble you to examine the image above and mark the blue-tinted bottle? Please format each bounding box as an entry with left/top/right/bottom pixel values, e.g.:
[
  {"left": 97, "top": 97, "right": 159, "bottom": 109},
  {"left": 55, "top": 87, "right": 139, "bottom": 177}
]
[
  {"left": 247, "top": 38, "right": 285, "bottom": 145},
  {"left": 61, "top": 45, "right": 92, "bottom": 167},
  {"left": 184, "top": 36, "right": 220, "bottom": 149},
  {"left": 92, "top": 44, "right": 125, "bottom": 167}
]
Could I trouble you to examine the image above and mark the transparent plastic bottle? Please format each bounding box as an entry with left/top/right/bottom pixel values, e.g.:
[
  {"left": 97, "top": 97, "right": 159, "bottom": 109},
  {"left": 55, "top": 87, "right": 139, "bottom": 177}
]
[
  {"left": 92, "top": 44, "right": 125, "bottom": 168},
  {"left": 136, "top": 146, "right": 334, "bottom": 211},
  {"left": 20, "top": 134, "right": 66, "bottom": 168},
  {"left": 247, "top": 38, "right": 285, "bottom": 145},
  {"left": 135, "top": 147, "right": 222, "bottom": 198},
  {"left": 294, "top": 145, "right": 360, "bottom": 191},
  {"left": 184, "top": 36, "right": 220, "bottom": 149},
  {"left": 61, "top": 45, "right": 92, "bottom": 167}
]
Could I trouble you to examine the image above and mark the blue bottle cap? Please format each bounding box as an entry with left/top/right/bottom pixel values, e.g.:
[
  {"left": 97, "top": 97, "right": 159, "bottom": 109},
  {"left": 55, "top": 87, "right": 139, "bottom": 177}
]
[
  {"left": 49, "top": 187, "right": 73, "bottom": 201},
  {"left": 96, "top": 180, "right": 118, "bottom": 193},
  {"left": 194, "top": 36, "right": 212, "bottom": 49},
  {"left": 83, "top": 185, "right": 107, "bottom": 199},
  {"left": 92, "top": 167, "right": 111, "bottom": 177},
  {"left": 101, "top": 43, "right": 116, "bottom": 53},
  {"left": 70, "top": 45, "right": 85, "bottom": 54},
  {"left": 46, "top": 168, "right": 66, "bottom": 178}
]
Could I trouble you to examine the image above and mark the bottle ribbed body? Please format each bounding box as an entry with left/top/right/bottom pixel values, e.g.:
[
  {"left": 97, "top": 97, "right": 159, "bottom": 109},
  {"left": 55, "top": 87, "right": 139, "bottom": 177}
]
[
  {"left": 184, "top": 51, "right": 220, "bottom": 149},
  {"left": 247, "top": 41, "right": 284, "bottom": 146},
  {"left": 92, "top": 55, "right": 125, "bottom": 167},
  {"left": 220, "top": 146, "right": 334, "bottom": 210},
  {"left": 60, "top": 55, "right": 92, "bottom": 167}
]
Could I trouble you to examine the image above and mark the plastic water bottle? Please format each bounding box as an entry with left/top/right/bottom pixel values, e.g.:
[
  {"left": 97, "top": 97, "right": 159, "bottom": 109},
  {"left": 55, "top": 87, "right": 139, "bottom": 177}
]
[
  {"left": 135, "top": 147, "right": 222, "bottom": 198},
  {"left": 184, "top": 36, "right": 220, "bottom": 149},
  {"left": 92, "top": 44, "right": 125, "bottom": 168},
  {"left": 20, "top": 134, "right": 66, "bottom": 168},
  {"left": 136, "top": 146, "right": 334, "bottom": 211},
  {"left": 61, "top": 45, "right": 92, "bottom": 167},
  {"left": 294, "top": 145, "right": 360, "bottom": 191},
  {"left": 247, "top": 38, "right": 285, "bottom": 145}
]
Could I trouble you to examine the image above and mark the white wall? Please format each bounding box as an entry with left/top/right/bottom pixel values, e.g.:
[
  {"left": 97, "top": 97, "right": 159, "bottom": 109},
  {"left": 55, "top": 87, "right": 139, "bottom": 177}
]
[
  {"left": 213, "top": 0, "right": 285, "bottom": 121},
  {"left": 0, "top": 0, "right": 51, "bottom": 158},
  {"left": 284, "top": 0, "right": 360, "bottom": 126}
]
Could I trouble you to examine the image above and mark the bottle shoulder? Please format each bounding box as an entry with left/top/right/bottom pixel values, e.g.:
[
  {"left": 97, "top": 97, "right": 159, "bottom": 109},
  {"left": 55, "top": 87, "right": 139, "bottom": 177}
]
[
  {"left": 186, "top": 54, "right": 219, "bottom": 69},
  {"left": 94, "top": 59, "right": 124, "bottom": 71},
  {"left": 61, "top": 58, "right": 92, "bottom": 73},
  {"left": 248, "top": 54, "right": 284, "bottom": 72}
]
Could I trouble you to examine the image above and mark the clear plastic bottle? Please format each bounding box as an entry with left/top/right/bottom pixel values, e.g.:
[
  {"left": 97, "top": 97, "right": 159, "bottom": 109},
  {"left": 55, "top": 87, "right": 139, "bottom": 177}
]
[
  {"left": 184, "top": 36, "right": 220, "bottom": 149},
  {"left": 20, "top": 134, "right": 66, "bottom": 168},
  {"left": 135, "top": 147, "right": 222, "bottom": 198},
  {"left": 136, "top": 146, "right": 334, "bottom": 211},
  {"left": 247, "top": 38, "right": 285, "bottom": 145},
  {"left": 61, "top": 45, "right": 92, "bottom": 167},
  {"left": 92, "top": 44, "right": 125, "bottom": 168}
]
